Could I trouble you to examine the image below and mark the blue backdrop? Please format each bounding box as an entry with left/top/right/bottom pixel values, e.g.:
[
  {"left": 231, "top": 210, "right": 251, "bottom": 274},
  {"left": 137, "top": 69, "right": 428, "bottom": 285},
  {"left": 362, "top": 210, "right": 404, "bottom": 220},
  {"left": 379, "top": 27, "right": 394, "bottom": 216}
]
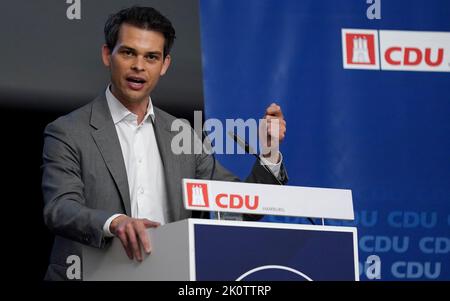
[{"left": 199, "top": 0, "right": 450, "bottom": 280}]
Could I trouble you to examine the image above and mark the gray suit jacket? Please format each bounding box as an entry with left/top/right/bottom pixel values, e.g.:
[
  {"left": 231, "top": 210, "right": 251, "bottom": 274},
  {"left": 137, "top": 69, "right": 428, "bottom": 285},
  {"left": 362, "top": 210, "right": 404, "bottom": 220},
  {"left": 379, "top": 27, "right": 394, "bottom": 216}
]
[{"left": 41, "top": 94, "right": 287, "bottom": 280}]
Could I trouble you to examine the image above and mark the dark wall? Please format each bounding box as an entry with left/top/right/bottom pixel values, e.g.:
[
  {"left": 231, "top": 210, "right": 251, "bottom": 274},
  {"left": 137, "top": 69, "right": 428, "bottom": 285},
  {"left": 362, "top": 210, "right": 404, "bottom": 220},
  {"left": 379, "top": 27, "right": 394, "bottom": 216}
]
[
  {"left": 3, "top": 105, "right": 63, "bottom": 281},
  {"left": 0, "top": 0, "right": 204, "bottom": 281},
  {"left": 0, "top": 0, "right": 204, "bottom": 114}
]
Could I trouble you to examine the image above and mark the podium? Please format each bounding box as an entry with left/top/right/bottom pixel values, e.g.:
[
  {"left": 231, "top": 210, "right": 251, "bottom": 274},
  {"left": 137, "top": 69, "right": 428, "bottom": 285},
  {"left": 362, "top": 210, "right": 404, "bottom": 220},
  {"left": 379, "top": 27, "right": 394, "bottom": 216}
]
[
  {"left": 83, "top": 218, "right": 358, "bottom": 281},
  {"left": 83, "top": 180, "right": 358, "bottom": 281}
]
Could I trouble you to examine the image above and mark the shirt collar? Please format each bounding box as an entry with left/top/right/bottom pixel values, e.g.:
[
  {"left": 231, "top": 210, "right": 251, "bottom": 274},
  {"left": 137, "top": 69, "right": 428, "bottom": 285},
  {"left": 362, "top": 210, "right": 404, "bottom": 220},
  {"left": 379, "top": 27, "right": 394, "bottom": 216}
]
[{"left": 105, "top": 85, "right": 155, "bottom": 125}]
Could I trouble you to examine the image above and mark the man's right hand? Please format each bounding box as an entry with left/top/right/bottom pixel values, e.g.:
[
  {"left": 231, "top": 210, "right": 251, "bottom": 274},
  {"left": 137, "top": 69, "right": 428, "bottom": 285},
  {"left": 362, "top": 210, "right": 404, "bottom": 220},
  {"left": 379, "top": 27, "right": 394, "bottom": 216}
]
[{"left": 109, "top": 215, "right": 160, "bottom": 262}]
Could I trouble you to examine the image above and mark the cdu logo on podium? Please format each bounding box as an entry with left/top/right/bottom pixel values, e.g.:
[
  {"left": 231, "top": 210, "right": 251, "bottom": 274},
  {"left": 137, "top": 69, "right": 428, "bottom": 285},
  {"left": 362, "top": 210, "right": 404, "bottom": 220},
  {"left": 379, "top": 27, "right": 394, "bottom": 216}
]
[{"left": 186, "top": 183, "right": 210, "bottom": 208}]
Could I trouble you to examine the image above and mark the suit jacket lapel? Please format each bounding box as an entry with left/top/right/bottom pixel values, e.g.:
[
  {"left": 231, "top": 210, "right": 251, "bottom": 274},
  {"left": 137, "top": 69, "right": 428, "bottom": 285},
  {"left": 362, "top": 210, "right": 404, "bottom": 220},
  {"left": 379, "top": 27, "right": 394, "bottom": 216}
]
[
  {"left": 152, "top": 108, "right": 182, "bottom": 222},
  {"left": 90, "top": 95, "right": 132, "bottom": 216}
]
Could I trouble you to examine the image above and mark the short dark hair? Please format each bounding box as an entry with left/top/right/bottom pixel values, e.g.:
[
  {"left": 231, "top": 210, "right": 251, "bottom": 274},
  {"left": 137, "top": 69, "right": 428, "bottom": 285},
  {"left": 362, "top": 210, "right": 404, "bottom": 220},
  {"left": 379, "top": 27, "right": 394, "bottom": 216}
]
[{"left": 104, "top": 6, "right": 176, "bottom": 57}]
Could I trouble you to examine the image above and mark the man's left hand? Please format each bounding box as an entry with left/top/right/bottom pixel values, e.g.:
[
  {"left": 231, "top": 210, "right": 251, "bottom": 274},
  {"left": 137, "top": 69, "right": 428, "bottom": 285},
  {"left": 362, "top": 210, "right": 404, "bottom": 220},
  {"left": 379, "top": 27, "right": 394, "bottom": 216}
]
[{"left": 260, "top": 103, "right": 286, "bottom": 163}]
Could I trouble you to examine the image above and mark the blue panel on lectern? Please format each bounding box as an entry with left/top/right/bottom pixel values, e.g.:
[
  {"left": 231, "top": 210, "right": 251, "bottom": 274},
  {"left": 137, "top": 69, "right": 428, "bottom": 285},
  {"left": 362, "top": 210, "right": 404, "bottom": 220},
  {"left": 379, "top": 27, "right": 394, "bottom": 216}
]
[{"left": 194, "top": 224, "right": 356, "bottom": 281}]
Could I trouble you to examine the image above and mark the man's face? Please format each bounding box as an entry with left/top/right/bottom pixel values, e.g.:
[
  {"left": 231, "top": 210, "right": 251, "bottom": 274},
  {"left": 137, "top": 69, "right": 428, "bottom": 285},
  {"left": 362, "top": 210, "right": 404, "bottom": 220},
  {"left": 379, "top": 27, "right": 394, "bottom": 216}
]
[{"left": 102, "top": 23, "right": 171, "bottom": 105}]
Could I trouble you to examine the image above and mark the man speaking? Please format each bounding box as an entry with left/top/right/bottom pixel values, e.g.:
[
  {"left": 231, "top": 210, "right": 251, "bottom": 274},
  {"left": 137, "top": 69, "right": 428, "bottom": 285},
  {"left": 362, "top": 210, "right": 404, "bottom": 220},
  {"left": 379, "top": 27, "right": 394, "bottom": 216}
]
[{"left": 42, "top": 6, "right": 288, "bottom": 280}]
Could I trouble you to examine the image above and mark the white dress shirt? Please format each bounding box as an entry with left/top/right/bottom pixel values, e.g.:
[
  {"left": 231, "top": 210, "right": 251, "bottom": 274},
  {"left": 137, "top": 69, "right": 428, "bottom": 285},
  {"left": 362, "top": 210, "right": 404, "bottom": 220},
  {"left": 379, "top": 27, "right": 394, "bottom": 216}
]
[
  {"left": 103, "top": 87, "right": 169, "bottom": 236},
  {"left": 102, "top": 87, "right": 283, "bottom": 236}
]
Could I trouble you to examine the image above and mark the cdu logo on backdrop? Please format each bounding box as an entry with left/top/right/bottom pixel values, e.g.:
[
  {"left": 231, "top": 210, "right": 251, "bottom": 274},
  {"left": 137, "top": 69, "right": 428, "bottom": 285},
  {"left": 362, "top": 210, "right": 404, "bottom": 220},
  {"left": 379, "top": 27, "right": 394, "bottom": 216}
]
[
  {"left": 342, "top": 28, "right": 450, "bottom": 72},
  {"left": 342, "top": 29, "right": 380, "bottom": 70},
  {"left": 187, "top": 183, "right": 210, "bottom": 208}
]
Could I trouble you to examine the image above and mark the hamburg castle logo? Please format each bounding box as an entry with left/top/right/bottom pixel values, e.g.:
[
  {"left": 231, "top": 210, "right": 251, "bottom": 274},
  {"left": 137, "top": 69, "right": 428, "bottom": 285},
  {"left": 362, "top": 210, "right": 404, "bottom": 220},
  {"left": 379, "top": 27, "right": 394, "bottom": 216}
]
[
  {"left": 342, "top": 29, "right": 379, "bottom": 70},
  {"left": 351, "top": 36, "right": 371, "bottom": 64},
  {"left": 187, "top": 183, "right": 209, "bottom": 207}
]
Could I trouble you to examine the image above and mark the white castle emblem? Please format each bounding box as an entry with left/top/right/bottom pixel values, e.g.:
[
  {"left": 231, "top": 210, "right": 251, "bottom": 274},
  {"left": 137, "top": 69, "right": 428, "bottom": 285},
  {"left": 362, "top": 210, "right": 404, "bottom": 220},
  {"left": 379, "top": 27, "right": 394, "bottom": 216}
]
[
  {"left": 191, "top": 185, "right": 207, "bottom": 206},
  {"left": 352, "top": 36, "right": 371, "bottom": 63}
]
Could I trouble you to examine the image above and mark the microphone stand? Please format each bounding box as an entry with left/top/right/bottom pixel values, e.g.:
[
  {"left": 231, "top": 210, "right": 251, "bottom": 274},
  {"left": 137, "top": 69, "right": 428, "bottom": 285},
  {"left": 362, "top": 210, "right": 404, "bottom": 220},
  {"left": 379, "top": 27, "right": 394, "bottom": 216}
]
[{"left": 201, "top": 130, "right": 221, "bottom": 220}]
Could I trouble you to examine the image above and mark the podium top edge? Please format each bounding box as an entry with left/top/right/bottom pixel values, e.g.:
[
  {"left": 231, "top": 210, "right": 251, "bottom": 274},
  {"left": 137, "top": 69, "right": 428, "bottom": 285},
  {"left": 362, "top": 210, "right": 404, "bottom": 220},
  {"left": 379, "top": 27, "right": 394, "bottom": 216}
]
[{"left": 185, "top": 218, "right": 358, "bottom": 233}]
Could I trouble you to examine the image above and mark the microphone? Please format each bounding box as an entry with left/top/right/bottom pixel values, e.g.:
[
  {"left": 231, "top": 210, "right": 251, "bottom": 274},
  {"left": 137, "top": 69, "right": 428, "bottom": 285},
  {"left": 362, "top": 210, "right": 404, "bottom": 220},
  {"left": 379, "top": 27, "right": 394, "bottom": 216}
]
[
  {"left": 227, "top": 131, "right": 283, "bottom": 185},
  {"left": 227, "top": 131, "right": 316, "bottom": 225},
  {"left": 201, "top": 129, "right": 216, "bottom": 181}
]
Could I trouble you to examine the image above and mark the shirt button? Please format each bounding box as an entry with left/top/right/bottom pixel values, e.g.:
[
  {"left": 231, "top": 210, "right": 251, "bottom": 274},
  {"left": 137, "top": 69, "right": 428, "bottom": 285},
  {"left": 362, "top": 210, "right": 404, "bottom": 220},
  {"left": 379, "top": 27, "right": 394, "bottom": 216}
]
[
  {"left": 138, "top": 158, "right": 142, "bottom": 163},
  {"left": 139, "top": 187, "right": 144, "bottom": 194}
]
